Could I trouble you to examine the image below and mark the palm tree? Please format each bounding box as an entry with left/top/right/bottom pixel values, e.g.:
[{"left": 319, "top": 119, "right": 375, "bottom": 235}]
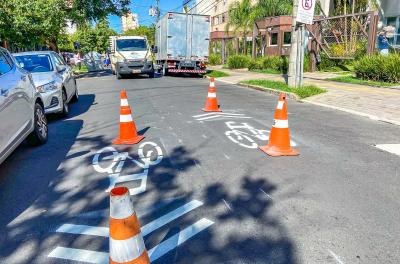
[
  {"left": 251, "top": 0, "right": 292, "bottom": 19},
  {"left": 225, "top": 0, "right": 254, "bottom": 55}
]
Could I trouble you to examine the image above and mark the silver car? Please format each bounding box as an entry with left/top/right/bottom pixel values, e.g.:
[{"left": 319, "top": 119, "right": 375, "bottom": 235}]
[
  {"left": 13, "top": 51, "right": 79, "bottom": 117},
  {"left": 0, "top": 47, "right": 48, "bottom": 164}
]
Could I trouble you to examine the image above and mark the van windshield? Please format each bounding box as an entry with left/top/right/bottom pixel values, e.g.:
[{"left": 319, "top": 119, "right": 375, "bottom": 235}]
[{"left": 116, "top": 39, "right": 147, "bottom": 51}]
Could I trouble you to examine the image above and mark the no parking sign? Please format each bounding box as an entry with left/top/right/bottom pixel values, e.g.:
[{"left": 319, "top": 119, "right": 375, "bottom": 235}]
[{"left": 296, "top": 0, "right": 316, "bottom": 25}]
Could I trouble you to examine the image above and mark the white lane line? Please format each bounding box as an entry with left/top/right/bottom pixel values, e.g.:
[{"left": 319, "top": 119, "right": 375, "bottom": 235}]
[
  {"left": 56, "top": 200, "right": 204, "bottom": 238},
  {"left": 48, "top": 247, "right": 108, "bottom": 264},
  {"left": 327, "top": 249, "right": 345, "bottom": 264},
  {"left": 202, "top": 134, "right": 208, "bottom": 139},
  {"left": 49, "top": 218, "right": 214, "bottom": 263},
  {"left": 259, "top": 188, "right": 273, "bottom": 200},
  {"left": 224, "top": 154, "right": 230, "bottom": 160},
  {"left": 192, "top": 112, "right": 244, "bottom": 118},
  {"left": 196, "top": 115, "right": 252, "bottom": 121},
  {"left": 148, "top": 218, "right": 214, "bottom": 262},
  {"left": 375, "top": 144, "right": 400, "bottom": 156},
  {"left": 222, "top": 199, "right": 233, "bottom": 211}
]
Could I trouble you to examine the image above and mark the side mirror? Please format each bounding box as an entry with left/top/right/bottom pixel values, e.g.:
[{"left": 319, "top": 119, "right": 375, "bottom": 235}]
[{"left": 56, "top": 64, "right": 66, "bottom": 72}]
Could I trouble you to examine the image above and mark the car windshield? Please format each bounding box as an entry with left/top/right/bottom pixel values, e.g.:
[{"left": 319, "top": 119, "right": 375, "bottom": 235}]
[
  {"left": 116, "top": 39, "right": 147, "bottom": 51},
  {"left": 15, "top": 54, "right": 53, "bottom": 73}
]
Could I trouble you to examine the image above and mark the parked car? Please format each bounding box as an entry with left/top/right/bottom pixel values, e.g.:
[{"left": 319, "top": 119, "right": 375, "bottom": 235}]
[
  {"left": 13, "top": 51, "right": 79, "bottom": 117},
  {"left": 0, "top": 47, "right": 48, "bottom": 165}
]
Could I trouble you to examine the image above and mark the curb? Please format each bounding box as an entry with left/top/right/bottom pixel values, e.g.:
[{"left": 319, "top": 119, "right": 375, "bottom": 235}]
[{"left": 236, "top": 83, "right": 301, "bottom": 101}]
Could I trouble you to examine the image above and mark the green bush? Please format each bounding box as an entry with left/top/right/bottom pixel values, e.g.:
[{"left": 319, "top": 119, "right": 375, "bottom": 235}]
[
  {"left": 354, "top": 53, "right": 400, "bottom": 83},
  {"left": 262, "top": 56, "right": 283, "bottom": 71},
  {"left": 227, "top": 55, "right": 251, "bottom": 69},
  {"left": 248, "top": 58, "right": 264, "bottom": 70},
  {"left": 248, "top": 56, "right": 289, "bottom": 73},
  {"left": 208, "top": 53, "right": 222, "bottom": 65}
]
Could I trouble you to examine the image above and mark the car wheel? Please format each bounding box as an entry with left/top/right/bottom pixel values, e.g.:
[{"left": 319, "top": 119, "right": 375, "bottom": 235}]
[
  {"left": 27, "top": 103, "right": 48, "bottom": 146},
  {"left": 60, "top": 89, "right": 69, "bottom": 117},
  {"left": 71, "top": 82, "right": 79, "bottom": 103}
]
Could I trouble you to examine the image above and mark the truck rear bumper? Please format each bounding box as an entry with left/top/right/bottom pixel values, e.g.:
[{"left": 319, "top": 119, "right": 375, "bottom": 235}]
[{"left": 168, "top": 69, "right": 207, "bottom": 74}]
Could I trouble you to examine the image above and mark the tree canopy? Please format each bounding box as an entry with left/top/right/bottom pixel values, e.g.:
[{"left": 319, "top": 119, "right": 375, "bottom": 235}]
[
  {"left": 123, "top": 25, "right": 156, "bottom": 45},
  {"left": 0, "top": 0, "right": 129, "bottom": 51}
]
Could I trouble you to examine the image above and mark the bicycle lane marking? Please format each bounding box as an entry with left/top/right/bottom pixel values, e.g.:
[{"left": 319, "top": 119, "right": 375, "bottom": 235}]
[{"left": 48, "top": 140, "right": 215, "bottom": 263}]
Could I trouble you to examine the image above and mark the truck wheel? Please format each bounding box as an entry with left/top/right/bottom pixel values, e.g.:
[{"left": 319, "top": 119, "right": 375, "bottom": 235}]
[
  {"left": 116, "top": 68, "right": 122, "bottom": 79},
  {"left": 162, "top": 66, "right": 168, "bottom": 76},
  {"left": 148, "top": 69, "right": 155, "bottom": 78}
]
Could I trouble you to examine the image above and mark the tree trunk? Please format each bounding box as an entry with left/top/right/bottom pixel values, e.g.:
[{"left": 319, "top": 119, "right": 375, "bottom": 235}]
[
  {"left": 47, "top": 39, "right": 59, "bottom": 52},
  {"left": 236, "top": 37, "right": 240, "bottom": 54},
  {"left": 243, "top": 33, "right": 247, "bottom": 55}
]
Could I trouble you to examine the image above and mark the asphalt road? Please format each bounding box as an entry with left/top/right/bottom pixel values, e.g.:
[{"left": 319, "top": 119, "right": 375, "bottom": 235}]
[{"left": 0, "top": 72, "right": 399, "bottom": 264}]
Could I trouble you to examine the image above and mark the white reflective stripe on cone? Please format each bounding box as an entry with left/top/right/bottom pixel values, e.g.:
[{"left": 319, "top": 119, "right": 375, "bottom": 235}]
[
  {"left": 110, "top": 193, "right": 135, "bottom": 219},
  {"left": 210, "top": 82, "right": 215, "bottom": 87},
  {"left": 121, "top": 99, "right": 129, "bottom": 107},
  {"left": 110, "top": 234, "right": 146, "bottom": 263},
  {"left": 208, "top": 92, "right": 216, "bottom": 98},
  {"left": 120, "top": 114, "right": 133, "bottom": 123},
  {"left": 276, "top": 101, "right": 284, "bottom": 110},
  {"left": 273, "top": 119, "right": 289, "bottom": 128}
]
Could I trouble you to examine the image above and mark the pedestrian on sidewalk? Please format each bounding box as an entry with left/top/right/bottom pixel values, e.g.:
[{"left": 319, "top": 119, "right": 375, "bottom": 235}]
[
  {"left": 378, "top": 30, "right": 389, "bottom": 56},
  {"left": 74, "top": 51, "right": 83, "bottom": 70}
]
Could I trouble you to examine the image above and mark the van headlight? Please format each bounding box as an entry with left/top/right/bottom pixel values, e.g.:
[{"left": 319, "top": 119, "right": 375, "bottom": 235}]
[{"left": 37, "top": 81, "right": 57, "bottom": 93}]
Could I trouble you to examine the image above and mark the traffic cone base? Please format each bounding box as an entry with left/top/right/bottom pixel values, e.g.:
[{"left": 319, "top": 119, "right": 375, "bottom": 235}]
[
  {"left": 202, "top": 107, "right": 222, "bottom": 112},
  {"left": 109, "top": 251, "right": 149, "bottom": 264},
  {"left": 259, "top": 145, "right": 299, "bottom": 156},
  {"left": 112, "top": 135, "right": 144, "bottom": 145}
]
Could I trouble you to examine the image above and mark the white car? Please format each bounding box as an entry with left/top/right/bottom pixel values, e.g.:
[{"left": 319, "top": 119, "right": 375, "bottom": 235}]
[
  {"left": 0, "top": 47, "right": 48, "bottom": 164},
  {"left": 13, "top": 51, "right": 79, "bottom": 117}
]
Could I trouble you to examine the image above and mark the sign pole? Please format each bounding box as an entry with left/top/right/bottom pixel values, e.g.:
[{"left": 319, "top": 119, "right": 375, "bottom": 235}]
[{"left": 288, "top": 0, "right": 299, "bottom": 88}]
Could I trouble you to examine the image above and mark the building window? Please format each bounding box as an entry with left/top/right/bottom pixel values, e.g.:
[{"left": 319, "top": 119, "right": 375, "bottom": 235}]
[
  {"left": 269, "top": 32, "right": 278, "bottom": 46},
  {"left": 222, "top": 13, "right": 226, "bottom": 23},
  {"left": 283, "top": 32, "right": 291, "bottom": 45},
  {"left": 214, "top": 16, "right": 219, "bottom": 25}
]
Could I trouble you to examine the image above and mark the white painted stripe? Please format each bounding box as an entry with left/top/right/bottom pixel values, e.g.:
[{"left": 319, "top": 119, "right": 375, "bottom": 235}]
[
  {"left": 208, "top": 92, "right": 216, "bottom": 98},
  {"left": 120, "top": 114, "right": 133, "bottom": 123},
  {"left": 273, "top": 119, "right": 289, "bottom": 128},
  {"left": 192, "top": 112, "right": 244, "bottom": 118},
  {"left": 210, "top": 82, "right": 215, "bottom": 87},
  {"left": 327, "top": 249, "right": 345, "bottom": 264},
  {"left": 56, "top": 224, "right": 109, "bottom": 237},
  {"left": 121, "top": 99, "right": 129, "bottom": 106},
  {"left": 110, "top": 234, "right": 146, "bottom": 263},
  {"left": 110, "top": 192, "right": 135, "bottom": 219},
  {"left": 375, "top": 144, "right": 400, "bottom": 156},
  {"left": 56, "top": 200, "right": 204, "bottom": 238},
  {"left": 141, "top": 200, "right": 203, "bottom": 236},
  {"left": 48, "top": 247, "right": 108, "bottom": 264},
  {"left": 148, "top": 218, "right": 214, "bottom": 262},
  {"left": 49, "top": 218, "right": 214, "bottom": 263},
  {"left": 277, "top": 101, "right": 284, "bottom": 110},
  {"left": 196, "top": 115, "right": 251, "bottom": 121}
]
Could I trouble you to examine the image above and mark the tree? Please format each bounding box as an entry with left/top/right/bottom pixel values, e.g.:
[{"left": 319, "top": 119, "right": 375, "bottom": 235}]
[
  {"left": 123, "top": 25, "right": 156, "bottom": 45},
  {"left": 252, "top": 0, "right": 292, "bottom": 19},
  {"left": 225, "top": 0, "right": 254, "bottom": 55}
]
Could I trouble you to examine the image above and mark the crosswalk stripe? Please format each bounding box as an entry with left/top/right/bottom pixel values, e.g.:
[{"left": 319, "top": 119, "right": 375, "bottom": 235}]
[
  {"left": 192, "top": 112, "right": 244, "bottom": 118},
  {"left": 196, "top": 115, "right": 252, "bottom": 121},
  {"left": 48, "top": 218, "right": 214, "bottom": 263},
  {"left": 56, "top": 200, "right": 204, "bottom": 237}
]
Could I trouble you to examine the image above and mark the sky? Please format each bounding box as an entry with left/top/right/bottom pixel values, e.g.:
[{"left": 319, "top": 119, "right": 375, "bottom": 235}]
[{"left": 108, "top": 0, "right": 194, "bottom": 33}]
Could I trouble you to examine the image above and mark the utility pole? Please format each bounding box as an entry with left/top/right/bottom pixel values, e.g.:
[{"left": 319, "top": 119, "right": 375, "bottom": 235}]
[
  {"left": 156, "top": 0, "right": 160, "bottom": 22},
  {"left": 288, "top": 0, "right": 299, "bottom": 87}
]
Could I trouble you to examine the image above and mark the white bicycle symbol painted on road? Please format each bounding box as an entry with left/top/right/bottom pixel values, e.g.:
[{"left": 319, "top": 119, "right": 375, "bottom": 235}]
[
  {"left": 92, "top": 141, "right": 163, "bottom": 195},
  {"left": 225, "top": 121, "right": 270, "bottom": 149}
]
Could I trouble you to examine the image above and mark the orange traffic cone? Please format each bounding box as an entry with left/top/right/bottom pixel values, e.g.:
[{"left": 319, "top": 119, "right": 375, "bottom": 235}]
[
  {"left": 112, "top": 90, "right": 145, "bottom": 145},
  {"left": 260, "top": 93, "right": 299, "bottom": 157},
  {"left": 202, "top": 77, "right": 221, "bottom": 112},
  {"left": 109, "top": 186, "right": 150, "bottom": 264}
]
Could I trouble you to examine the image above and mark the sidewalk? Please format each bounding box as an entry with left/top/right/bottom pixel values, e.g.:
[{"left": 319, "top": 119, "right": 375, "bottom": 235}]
[{"left": 210, "top": 66, "right": 400, "bottom": 126}]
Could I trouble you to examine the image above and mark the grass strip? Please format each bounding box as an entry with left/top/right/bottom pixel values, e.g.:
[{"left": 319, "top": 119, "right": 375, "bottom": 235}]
[
  {"left": 206, "top": 70, "right": 230, "bottom": 78},
  {"left": 327, "top": 75, "right": 397, "bottom": 87},
  {"left": 249, "top": 69, "right": 282, "bottom": 74},
  {"left": 240, "top": 79, "right": 326, "bottom": 99}
]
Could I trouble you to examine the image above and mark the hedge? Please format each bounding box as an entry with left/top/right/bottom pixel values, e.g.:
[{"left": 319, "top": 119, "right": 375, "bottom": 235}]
[{"left": 354, "top": 53, "right": 400, "bottom": 83}]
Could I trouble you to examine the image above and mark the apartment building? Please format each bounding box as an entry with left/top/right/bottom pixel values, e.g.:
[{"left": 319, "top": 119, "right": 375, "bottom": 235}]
[{"left": 121, "top": 12, "right": 139, "bottom": 33}]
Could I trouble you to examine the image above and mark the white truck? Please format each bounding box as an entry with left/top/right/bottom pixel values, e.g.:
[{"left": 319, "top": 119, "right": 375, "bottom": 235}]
[
  {"left": 155, "top": 12, "right": 210, "bottom": 76},
  {"left": 108, "top": 36, "right": 157, "bottom": 79}
]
